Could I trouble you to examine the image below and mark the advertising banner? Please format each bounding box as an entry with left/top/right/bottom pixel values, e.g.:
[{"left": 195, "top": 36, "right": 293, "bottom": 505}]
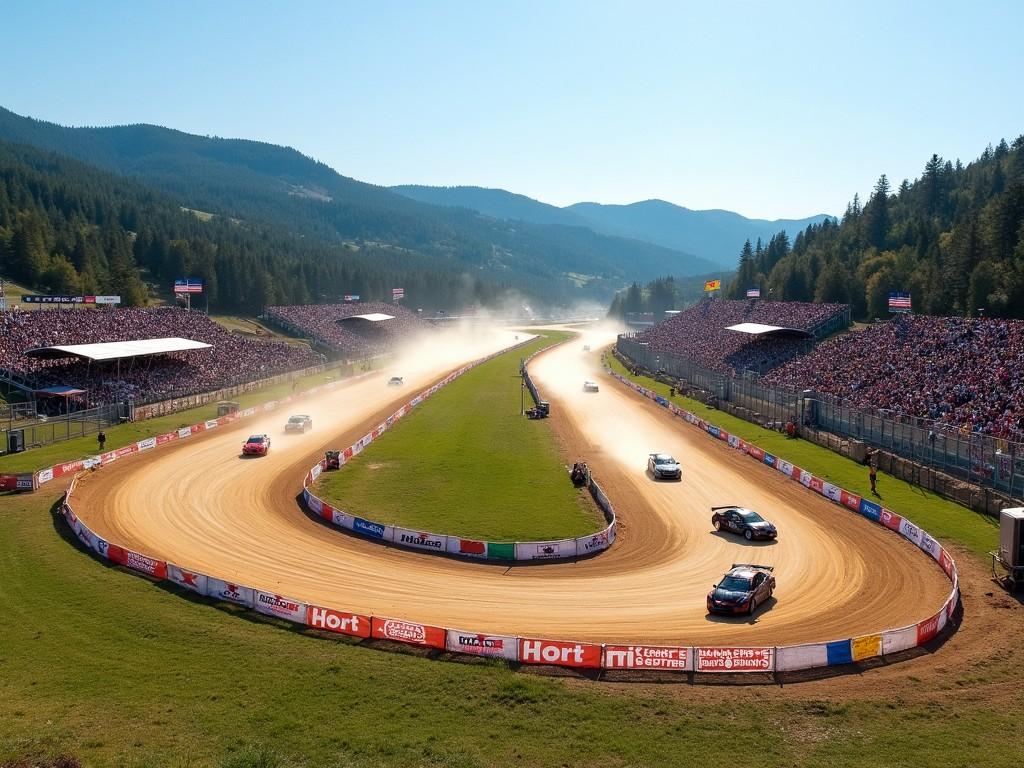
[
  {"left": 858, "top": 498, "right": 882, "bottom": 522},
  {"left": 204, "top": 419, "right": 219, "bottom": 429},
  {"left": 695, "top": 647, "right": 774, "bottom": 672},
  {"left": 809, "top": 476, "right": 824, "bottom": 494},
  {"left": 371, "top": 617, "right": 445, "bottom": 648},
  {"left": 156, "top": 432, "right": 178, "bottom": 446},
  {"left": 255, "top": 591, "right": 307, "bottom": 623},
  {"left": 310, "top": 463, "right": 322, "bottom": 482},
  {"left": 799, "top": 470, "right": 813, "bottom": 488},
  {"left": 205, "top": 577, "right": 255, "bottom": 607},
  {"left": 306, "top": 605, "right": 371, "bottom": 637},
  {"left": 393, "top": 527, "right": 447, "bottom": 553},
  {"left": 880, "top": 508, "right": 902, "bottom": 531},
  {"left": 576, "top": 530, "right": 611, "bottom": 555},
  {"left": 178, "top": 427, "right": 192, "bottom": 439},
  {"left": 446, "top": 537, "right": 488, "bottom": 558},
  {"left": 304, "top": 490, "right": 323, "bottom": 515},
  {"left": 747, "top": 445, "right": 765, "bottom": 461},
  {"left": 518, "top": 638, "right": 601, "bottom": 668},
  {"left": 881, "top": 625, "right": 918, "bottom": 655},
  {"left": 822, "top": 482, "right": 842, "bottom": 502},
  {"left": 136, "top": 437, "right": 157, "bottom": 452},
  {"left": 840, "top": 490, "right": 861, "bottom": 511},
  {"left": 939, "top": 549, "right": 955, "bottom": 579},
  {"left": 105, "top": 544, "right": 168, "bottom": 579},
  {"left": 514, "top": 539, "right": 577, "bottom": 561},
  {"left": 331, "top": 508, "right": 355, "bottom": 530},
  {"left": 487, "top": 542, "right": 516, "bottom": 561},
  {"left": 763, "top": 452, "right": 776, "bottom": 468},
  {"left": 603, "top": 645, "right": 692, "bottom": 671},
  {"left": 74, "top": 518, "right": 98, "bottom": 551},
  {"left": 445, "top": 629, "right": 518, "bottom": 660},
  {"left": 775, "top": 642, "right": 829, "bottom": 672},
  {"left": 919, "top": 532, "right": 941, "bottom": 560},
  {"left": 38, "top": 467, "right": 54, "bottom": 484},
  {"left": 916, "top": 613, "right": 940, "bottom": 645},
  {"left": 777, "top": 459, "right": 794, "bottom": 476},
  {"left": 851, "top": 633, "right": 882, "bottom": 661},
  {"left": 353, "top": 517, "right": 389, "bottom": 540},
  {"left": 898, "top": 518, "right": 922, "bottom": 547},
  {"left": 167, "top": 563, "right": 208, "bottom": 594}
]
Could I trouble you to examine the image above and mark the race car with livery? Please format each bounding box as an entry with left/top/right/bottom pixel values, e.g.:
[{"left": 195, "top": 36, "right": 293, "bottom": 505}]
[
  {"left": 284, "top": 414, "right": 313, "bottom": 433},
  {"left": 711, "top": 505, "right": 778, "bottom": 541},
  {"left": 242, "top": 434, "right": 271, "bottom": 456},
  {"left": 707, "top": 564, "right": 775, "bottom": 616},
  {"left": 647, "top": 453, "right": 682, "bottom": 480},
  {"left": 388, "top": 376, "right": 404, "bottom": 387}
]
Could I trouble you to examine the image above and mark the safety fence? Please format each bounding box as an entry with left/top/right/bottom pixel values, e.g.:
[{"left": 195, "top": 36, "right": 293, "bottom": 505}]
[{"left": 302, "top": 335, "right": 617, "bottom": 562}]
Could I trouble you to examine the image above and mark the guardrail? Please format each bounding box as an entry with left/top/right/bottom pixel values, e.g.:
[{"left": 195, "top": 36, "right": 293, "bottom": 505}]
[
  {"left": 302, "top": 334, "right": 617, "bottom": 562},
  {"left": 54, "top": 338, "right": 960, "bottom": 679}
]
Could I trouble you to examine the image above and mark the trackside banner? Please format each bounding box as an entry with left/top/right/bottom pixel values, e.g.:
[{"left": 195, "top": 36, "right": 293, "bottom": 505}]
[
  {"left": 255, "top": 591, "right": 307, "bottom": 623},
  {"left": 205, "top": 577, "right": 255, "bottom": 608},
  {"left": 445, "top": 629, "right": 518, "bottom": 660},
  {"left": 106, "top": 544, "right": 168, "bottom": 579},
  {"left": 393, "top": 527, "right": 447, "bottom": 553},
  {"left": 307, "top": 605, "right": 371, "bottom": 638},
  {"left": 167, "top": 563, "right": 208, "bottom": 594},
  {"left": 371, "top": 616, "right": 445, "bottom": 648},
  {"left": 514, "top": 539, "right": 578, "bottom": 561},
  {"left": 446, "top": 537, "right": 488, "bottom": 558},
  {"left": 603, "top": 645, "right": 692, "bottom": 671},
  {"left": 695, "top": 647, "right": 774, "bottom": 672},
  {"left": 518, "top": 638, "right": 601, "bottom": 668}
]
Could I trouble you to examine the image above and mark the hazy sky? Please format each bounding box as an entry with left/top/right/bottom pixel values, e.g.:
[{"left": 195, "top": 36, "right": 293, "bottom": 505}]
[{"left": 3, "top": 1, "right": 1022, "bottom": 219}]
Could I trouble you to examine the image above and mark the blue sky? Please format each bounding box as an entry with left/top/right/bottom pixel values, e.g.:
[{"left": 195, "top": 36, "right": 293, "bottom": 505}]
[{"left": 3, "top": 1, "right": 1022, "bottom": 219}]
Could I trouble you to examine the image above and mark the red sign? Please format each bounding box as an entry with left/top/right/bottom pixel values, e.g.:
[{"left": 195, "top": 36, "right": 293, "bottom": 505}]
[
  {"left": 939, "top": 549, "right": 954, "bottom": 579},
  {"left": 695, "top": 647, "right": 773, "bottom": 672},
  {"left": 809, "top": 476, "right": 825, "bottom": 494},
  {"left": 916, "top": 614, "right": 940, "bottom": 645},
  {"left": 371, "top": 616, "right": 445, "bottom": 648},
  {"left": 718, "top": 430, "right": 729, "bottom": 442},
  {"left": 156, "top": 432, "right": 178, "bottom": 445},
  {"left": 320, "top": 503, "right": 334, "bottom": 522},
  {"left": 879, "top": 508, "right": 902, "bottom": 531},
  {"left": 107, "top": 544, "right": 168, "bottom": 579},
  {"left": 518, "top": 638, "right": 601, "bottom": 668},
  {"left": 457, "top": 539, "right": 486, "bottom": 555},
  {"left": 790, "top": 464, "right": 802, "bottom": 479},
  {"left": 603, "top": 645, "right": 690, "bottom": 670},
  {"left": 307, "top": 606, "right": 371, "bottom": 637},
  {"left": 840, "top": 490, "right": 861, "bottom": 511},
  {"left": 747, "top": 446, "right": 766, "bottom": 461}
]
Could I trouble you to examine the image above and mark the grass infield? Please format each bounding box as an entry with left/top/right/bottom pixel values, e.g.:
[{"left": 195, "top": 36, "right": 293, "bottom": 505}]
[
  {"left": 605, "top": 354, "right": 999, "bottom": 558},
  {"left": 313, "top": 331, "right": 603, "bottom": 541}
]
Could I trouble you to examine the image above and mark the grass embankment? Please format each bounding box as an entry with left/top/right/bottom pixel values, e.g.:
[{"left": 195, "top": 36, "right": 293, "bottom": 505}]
[
  {"left": 314, "top": 332, "right": 601, "bottom": 541},
  {"left": 0, "top": 365, "right": 369, "bottom": 475},
  {"left": 2, "top": 492, "right": 1022, "bottom": 767},
  {"left": 606, "top": 354, "right": 999, "bottom": 558}
]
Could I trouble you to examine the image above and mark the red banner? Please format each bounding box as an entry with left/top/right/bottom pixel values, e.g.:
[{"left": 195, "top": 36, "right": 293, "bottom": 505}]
[
  {"left": 809, "top": 476, "right": 824, "bottom": 494},
  {"left": 695, "top": 647, "right": 774, "bottom": 672},
  {"left": 603, "top": 645, "right": 690, "bottom": 670},
  {"left": 156, "top": 432, "right": 178, "bottom": 446},
  {"left": 307, "top": 605, "right": 371, "bottom": 637},
  {"left": 106, "top": 544, "right": 168, "bottom": 579},
  {"left": 939, "top": 549, "right": 955, "bottom": 579},
  {"left": 518, "top": 638, "right": 601, "bottom": 668},
  {"left": 879, "top": 508, "right": 902, "bottom": 531},
  {"left": 840, "top": 490, "right": 861, "bottom": 511},
  {"left": 320, "top": 502, "right": 334, "bottom": 521},
  {"left": 790, "top": 464, "right": 802, "bottom": 479},
  {"left": 747, "top": 446, "right": 765, "bottom": 461},
  {"left": 370, "top": 616, "right": 445, "bottom": 648},
  {"left": 916, "top": 613, "right": 940, "bottom": 645}
]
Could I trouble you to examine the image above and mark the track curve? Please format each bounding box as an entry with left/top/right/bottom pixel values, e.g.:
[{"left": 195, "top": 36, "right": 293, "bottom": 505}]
[{"left": 72, "top": 326, "right": 951, "bottom": 646}]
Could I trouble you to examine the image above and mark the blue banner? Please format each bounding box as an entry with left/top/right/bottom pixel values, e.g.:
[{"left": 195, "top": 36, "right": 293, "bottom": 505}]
[
  {"left": 859, "top": 498, "right": 882, "bottom": 522},
  {"left": 825, "top": 640, "right": 853, "bottom": 665},
  {"left": 353, "top": 518, "right": 385, "bottom": 539},
  {"left": 763, "top": 453, "right": 776, "bottom": 467}
]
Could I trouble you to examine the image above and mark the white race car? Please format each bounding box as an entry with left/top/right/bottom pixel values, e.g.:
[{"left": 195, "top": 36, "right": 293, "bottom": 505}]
[{"left": 583, "top": 380, "right": 600, "bottom": 392}]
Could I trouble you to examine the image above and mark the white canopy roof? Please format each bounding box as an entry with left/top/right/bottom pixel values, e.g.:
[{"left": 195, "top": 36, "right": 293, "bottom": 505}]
[
  {"left": 24, "top": 337, "right": 212, "bottom": 362},
  {"left": 725, "top": 323, "right": 811, "bottom": 338},
  {"left": 345, "top": 313, "right": 395, "bottom": 322}
]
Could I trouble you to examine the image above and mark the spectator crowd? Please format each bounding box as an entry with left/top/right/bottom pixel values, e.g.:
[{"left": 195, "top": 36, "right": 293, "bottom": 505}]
[
  {"left": 0, "top": 307, "right": 321, "bottom": 406},
  {"left": 762, "top": 315, "right": 1024, "bottom": 440},
  {"left": 264, "top": 302, "right": 428, "bottom": 356},
  {"left": 633, "top": 299, "right": 849, "bottom": 375}
]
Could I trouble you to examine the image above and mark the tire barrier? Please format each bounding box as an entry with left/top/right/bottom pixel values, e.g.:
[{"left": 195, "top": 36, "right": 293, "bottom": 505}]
[{"left": 302, "top": 337, "right": 617, "bottom": 562}]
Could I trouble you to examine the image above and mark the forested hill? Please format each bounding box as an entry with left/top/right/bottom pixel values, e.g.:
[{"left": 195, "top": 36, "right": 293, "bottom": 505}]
[
  {"left": 0, "top": 107, "right": 721, "bottom": 304},
  {"left": 0, "top": 139, "right": 512, "bottom": 312},
  {"left": 727, "top": 136, "right": 1024, "bottom": 319}
]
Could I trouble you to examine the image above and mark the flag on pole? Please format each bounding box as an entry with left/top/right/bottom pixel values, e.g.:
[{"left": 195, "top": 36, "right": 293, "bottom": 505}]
[
  {"left": 703, "top": 279, "right": 721, "bottom": 292},
  {"left": 888, "top": 291, "right": 912, "bottom": 312},
  {"left": 746, "top": 287, "right": 761, "bottom": 298}
]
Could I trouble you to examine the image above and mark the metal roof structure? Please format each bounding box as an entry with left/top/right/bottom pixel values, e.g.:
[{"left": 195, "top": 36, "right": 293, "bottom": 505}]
[
  {"left": 343, "top": 313, "right": 395, "bottom": 322},
  {"left": 725, "top": 322, "right": 812, "bottom": 338},
  {"left": 24, "top": 337, "right": 212, "bottom": 362}
]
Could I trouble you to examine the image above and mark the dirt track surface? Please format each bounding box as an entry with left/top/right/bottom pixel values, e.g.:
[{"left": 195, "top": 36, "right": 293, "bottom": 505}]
[{"left": 73, "top": 326, "right": 952, "bottom": 646}]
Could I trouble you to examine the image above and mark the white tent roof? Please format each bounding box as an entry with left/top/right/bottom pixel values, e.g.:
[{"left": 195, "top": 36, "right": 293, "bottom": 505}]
[
  {"left": 725, "top": 323, "right": 811, "bottom": 338},
  {"left": 24, "top": 337, "right": 212, "bottom": 362},
  {"left": 346, "top": 313, "right": 395, "bottom": 322}
]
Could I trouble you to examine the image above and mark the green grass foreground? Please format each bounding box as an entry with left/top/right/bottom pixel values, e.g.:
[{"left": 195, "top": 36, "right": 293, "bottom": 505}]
[
  {"left": 0, "top": 362, "right": 380, "bottom": 475},
  {"left": 1, "top": 491, "right": 1022, "bottom": 767},
  {"left": 314, "top": 332, "right": 602, "bottom": 541},
  {"left": 606, "top": 354, "right": 999, "bottom": 558}
]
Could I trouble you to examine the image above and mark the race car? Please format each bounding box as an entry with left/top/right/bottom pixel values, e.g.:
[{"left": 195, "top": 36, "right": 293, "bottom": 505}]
[
  {"left": 647, "top": 453, "right": 682, "bottom": 480},
  {"left": 711, "top": 505, "right": 778, "bottom": 541},
  {"left": 707, "top": 564, "right": 775, "bottom": 616},
  {"left": 242, "top": 434, "right": 271, "bottom": 456},
  {"left": 582, "top": 344, "right": 591, "bottom": 352},
  {"left": 583, "top": 380, "right": 600, "bottom": 392},
  {"left": 388, "top": 376, "right": 404, "bottom": 387},
  {"left": 284, "top": 414, "right": 313, "bottom": 433}
]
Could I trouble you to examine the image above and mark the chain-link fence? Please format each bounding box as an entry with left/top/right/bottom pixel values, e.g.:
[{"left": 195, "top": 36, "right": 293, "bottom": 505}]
[
  {"left": 617, "top": 335, "right": 1024, "bottom": 500},
  {"left": 0, "top": 402, "right": 128, "bottom": 453}
]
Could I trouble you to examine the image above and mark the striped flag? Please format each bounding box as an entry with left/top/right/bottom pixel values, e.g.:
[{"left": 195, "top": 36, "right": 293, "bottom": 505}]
[
  {"left": 888, "top": 291, "right": 912, "bottom": 312},
  {"left": 746, "top": 287, "right": 761, "bottom": 298},
  {"left": 703, "top": 279, "right": 721, "bottom": 292}
]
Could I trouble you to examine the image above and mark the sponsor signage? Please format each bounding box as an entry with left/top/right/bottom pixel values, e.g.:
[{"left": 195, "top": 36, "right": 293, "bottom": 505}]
[
  {"left": 205, "top": 577, "right": 255, "bottom": 607},
  {"left": 939, "top": 549, "right": 955, "bottom": 579},
  {"left": 603, "top": 645, "right": 692, "bottom": 671},
  {"left": 515, "top": 539, "right": 577, "bottom": 560},
  {"left": 851, "top": 634, "right": 882, "bottom": 661},
  {"left": 822, "top": 482, "right": 842, "bottom": 502},
  {"left": 106, "top": 545, "right": 168, "bottom": 579},
  {"left": 809, "top": 476, "right": 824, "bottom": 494},
  {"left": 445, "top": 629, "right": 518, "bottom": 660},
  {"left": 919, "top": 532, "right": 941, "bottom": 560},
  {"left": 519, "top": 638, "right": 601, "bottom": 668},
  {"left": 38, "top": 467, "right": 54, "bottom": 484},
  {"left": 177, "top": 427, "right": 192, "bottom": 439},
  {"left": 167, "top": 563, "right": 208, "bottom": 594},
  {"left": 255, "top": 591, "right": 307, "bottom": 623},
  {"left": 578, "top": 531, "right": 610, "bottom": 554},
  {"left": 695, "top": 647, "right": 774, "bottom": 672},
  {"left": 859, "top": 498, "right": 882, "bottom": 522},
  {"left": 898, "top": 517, "right": 922, "bottom": 546},
  {"left": 763, "top": 452, "right": 776, "bottom": 468},
  {"left": 342, "top": 294, "right": 360, "bottom": 302},
  {"left": 747, "top": 445, "right": 765, "bottom": 461},
  {"left": 330, "top": 508, "right": 354, "bottom": 529},
  {"left": 840, "top": 490, "right": 861, "bottom": 511},
  {"left": 353, "top": 517, "right": 387, "bottom": 539},
  {"left": 916, "top": 613, "right": 940, "bottom": 645},
  {"left": 371, "top": 617, "right": 445, "bottom": 648},
  {"left": 447, "top": 538, "right": 487, "bottom": 558},
  {"left": 799, "top": 470, "right": 813, "bottom": 488},
  {"left": 22, "top": 294, "right": 121, "bottom": 304},
  {"left": 880, "top": 508, "right": 902, "bottom": 531},
  {"left": 777, "top": 459, "right": 794, "bottom": 476},
  {"left": 136, "top": 437, "right": 157, "bottom": 451},
  {"left": 307, "top": 605, "right": 371, "bottom": 637},
  {"left": 0, "top": 473, "right": 35, "bottom": 491},
  {"left": 394, "top": 528, "right": 446, "bottom": 552}
]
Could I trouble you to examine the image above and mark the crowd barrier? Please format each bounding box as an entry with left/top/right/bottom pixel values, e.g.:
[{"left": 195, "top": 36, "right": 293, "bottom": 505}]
[
  {"left": 55, "top": 339, "right": 960, "bottom": 679},
  {"left": 302, "top": 334, "right": 618, "bottom": 562}
]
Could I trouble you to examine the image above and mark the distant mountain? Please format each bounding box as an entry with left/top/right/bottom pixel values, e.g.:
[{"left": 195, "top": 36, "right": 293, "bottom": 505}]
[
  {"left": 0, "top": 107, "right": 722, "bottom": 305},
  {"left": 392, "top": 184, "right": 831, "bottom": 267}
]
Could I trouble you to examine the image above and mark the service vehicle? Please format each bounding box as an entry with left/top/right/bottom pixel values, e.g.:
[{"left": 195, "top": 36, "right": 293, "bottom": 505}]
[
  {"left": 284, "top": 414, "right": 313, "bottom": 433},
  {"left": 647, "top": 453, "right": 682, "bottom": 480},
  {"left": 388, "top": 376, "right": 404, "bottom": 386},
  {"left": 242, "top": 434, "right": 271, "bottom": 456},
  {"left": 707, "top": 564, "right": 775, "bottom": 616},
  {"left": 711, "top": 505, "right": 778, "bottom": 540},
  {"left": 583, "top": 380, "right": 600, "bottom": 392}
]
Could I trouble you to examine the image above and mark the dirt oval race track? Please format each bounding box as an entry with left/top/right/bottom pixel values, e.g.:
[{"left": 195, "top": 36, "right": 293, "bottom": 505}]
[{"left": 72, "top": 326, "right": 951, "bottom": 646}]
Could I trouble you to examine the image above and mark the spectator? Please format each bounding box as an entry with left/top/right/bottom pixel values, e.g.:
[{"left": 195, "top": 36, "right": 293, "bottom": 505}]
[{"left": 97, "top": 430, "right": 106, "bottom": 451}]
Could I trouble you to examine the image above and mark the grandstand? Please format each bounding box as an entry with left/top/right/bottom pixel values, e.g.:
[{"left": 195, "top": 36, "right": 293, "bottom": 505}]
[
  {"left": 0, "top": 307, "right": 321, "bottom": 407},
  {"left": 264, "top": 302, "right": 429, "bottom": 356},
  {"left": 629, "top": 298, "right": 850, "bottom": 375}
]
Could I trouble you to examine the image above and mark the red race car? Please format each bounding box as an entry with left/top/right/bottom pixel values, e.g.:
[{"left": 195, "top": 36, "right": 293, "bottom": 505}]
[{"left": 242, "top": 434, "right": 271, "bottom": 456}]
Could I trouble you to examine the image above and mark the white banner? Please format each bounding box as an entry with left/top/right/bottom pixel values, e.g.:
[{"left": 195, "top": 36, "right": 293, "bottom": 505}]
[
  {"left": 919, "top": 532, "right": 941, "bottom": 560},
  {"left": 881, "top": 625, "right": 918, "bottom": 655},
  {"left": 177, "top": 427, "right": 192, "bottom": 439},
  {"left": 514, "top": 539, "right": 578, "bottom": 561},
  {"left": 576, "top": 529, "right": 611, "bottom": 555},
  {"left": 136, "top": 437, "right": 157, "bottom": 451},
  {"left": 254, "top": 591, "right": 307, "bottom": 623},
  {"left": 799, "top": 470, "right": 813, "bottom": 488},
  {"left": 603, "top": 645, "right": 692, "bottom": 671},
  {"left": 695, "top": 647, "right": 774, "bottom": 672},
  {"left": 393, "top": 527, "right": 447, "bottom": 553},
  {"left": 204, "top": 419, "right": 219, "bottom": 429},
  {"left": 775, "top": 642, "right": 829, "bottom": 672},
  {"left": 38, "top": 467, "right": 54, "bottom": 484},
  {"left": 777, "top": 459, "right": 794, "bottom": 476},
  {"left": 310, "top": 463, "right": 322, "bottom": 482},
  {"left": 898, "top": 518, "right": 922, "bottom": 547},
  {"left": 822, "top": 482, "right": 842, "bottom": 502},
  {"left": 205, "top": 577, "right": 255, "bottom": 607},
  {"left": 445, "top": 629, "right": 518, "bottom": 660},
  {"left": 304, "top": 489, "right": 322, "bottom": 515},
  {"left": 167, "top": 563, "right": 208, "bottom": 594},
  {"left": 331, "top": 508, "right": 355, "bottom": 530}
]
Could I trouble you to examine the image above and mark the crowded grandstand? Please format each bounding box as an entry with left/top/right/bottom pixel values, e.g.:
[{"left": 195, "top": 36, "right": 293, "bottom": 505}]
[
  {"left": 0, "top": 307, "right": 322, "bottom": 406},
  {"left": 264, "top": 302, "right": 428, "bottom": 356}
]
